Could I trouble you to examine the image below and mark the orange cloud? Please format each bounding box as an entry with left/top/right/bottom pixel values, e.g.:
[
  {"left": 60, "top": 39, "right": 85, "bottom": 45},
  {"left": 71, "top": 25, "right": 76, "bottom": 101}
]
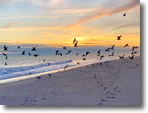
[{"left": 64, "top": 0, "right": 139, "bottom": 29}]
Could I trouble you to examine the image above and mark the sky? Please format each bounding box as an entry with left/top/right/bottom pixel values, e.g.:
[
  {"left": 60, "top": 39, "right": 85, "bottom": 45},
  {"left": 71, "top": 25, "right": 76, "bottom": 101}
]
[{"left": 0, "top": 0, "right": 140, "bottom": 47}]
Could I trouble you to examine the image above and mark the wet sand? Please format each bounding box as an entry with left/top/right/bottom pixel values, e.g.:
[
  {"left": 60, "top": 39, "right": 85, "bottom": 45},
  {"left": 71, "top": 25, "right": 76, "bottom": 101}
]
[{"left": 0, "top": 57, "right": 140, "bottom": 105}]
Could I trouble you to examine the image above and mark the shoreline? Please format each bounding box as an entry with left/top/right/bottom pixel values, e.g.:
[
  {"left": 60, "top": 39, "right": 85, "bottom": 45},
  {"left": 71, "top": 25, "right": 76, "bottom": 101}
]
[
  {"left": 0, "top": 56, "right": 140, "bottom": 105},
  {"left": 0, "top": 56, "right": 133, "bottom": 84}
]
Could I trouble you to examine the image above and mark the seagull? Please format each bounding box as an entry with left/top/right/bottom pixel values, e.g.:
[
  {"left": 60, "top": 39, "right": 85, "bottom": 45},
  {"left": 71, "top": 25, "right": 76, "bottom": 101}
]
[
  {"left": 105, "top": 48, "right": 110, "bottom": 52},
  {"left": 83, "top": 58, "right": 86, "bottom": 60},
  {"left": 2, "top": 53, "right": 8, "bottom": 59},
  {"left": 64, "top": 65, "right": 69, "bottom": 70},
  {"left": 129, "top": 55, "right": 134, "bottom": 60},
  {"left": 73, "top": 38, "right": 76, "bottom": 44},
  {"left": 3, "top": 45, "right": 8, "bottom": 51},
  {"left": 100, "top": 55, "right": 104, "bottom": 60},
  {"left": 108, "top": 52, "right": 114, "bottom": 56},
  {"left": 85, "top": 52, "right": 90, "bottom": 56},
  {"left": 76, "top": 53, "right": 79, "bottom": 56},
  {"left": 5, "top": 62, "right": 7, "bottom": 66},
  {"left": 28, "top": 52, "right": 31, "bottom": 56},
  {"left": 109, "top": 44, "right": 115, "bottom": 50},
  {"left": 32, "top": 47, "right": 37, "bottom": 51},
  {"left": 55, "top": 50, "right": 59, "bottom": 55},
  {"left": 124, "top": 43, "right": 129, "bottom": 48},
  {"left": 17, "top": 46, "right": 21, "bottom": 49},
  {"left": 97, "top": 50, "right": 101, "bottom": 56},
  {"left": 131, "top": 51, "right": 137, "bottom": 55},
  {"left": 74, "top": 41, "right": 78, "bottom": 47},
  {"left": 119, "top": 55, "right": 125, "bottom": 59},
  {"left": 22, "top": 51, "right": 25, "bottom": 55},
  {"left": 63, "top": 47, "right": 67, "bottom": 50},
  {"left": 34, "top": 54, "right": 39, "bottom": 57},
  {"left": 123, "top": 13, "right": 126, "bottom": 17},
  {"left": 66, "top": 50, "right": 72, "bottom": 55},
  {"left": 117, "top": 35, "right": 122, "bottom": 40},
  {"left": 58, "top": 53, "right": 63, "bottom": 56}
]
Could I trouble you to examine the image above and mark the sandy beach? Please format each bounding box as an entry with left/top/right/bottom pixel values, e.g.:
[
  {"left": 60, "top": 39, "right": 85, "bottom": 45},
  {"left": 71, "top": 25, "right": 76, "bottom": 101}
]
[{"left": 0, "top": 57, "right": 140, "bottom": 105}]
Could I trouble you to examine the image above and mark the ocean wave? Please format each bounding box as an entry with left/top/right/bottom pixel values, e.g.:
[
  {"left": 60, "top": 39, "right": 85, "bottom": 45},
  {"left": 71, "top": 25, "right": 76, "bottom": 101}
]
[{"left": 0, "top": 60, "right": 72, "bottom": 80}]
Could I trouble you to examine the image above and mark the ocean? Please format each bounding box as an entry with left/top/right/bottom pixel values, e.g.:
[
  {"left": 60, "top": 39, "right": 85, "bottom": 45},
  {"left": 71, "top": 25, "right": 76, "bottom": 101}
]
[{"left": 0, "top": 44, "right": 140, "bottom": 80}]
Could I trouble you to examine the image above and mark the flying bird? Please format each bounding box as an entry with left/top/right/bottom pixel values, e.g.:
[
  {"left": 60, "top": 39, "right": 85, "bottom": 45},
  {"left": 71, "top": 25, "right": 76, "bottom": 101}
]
[
  {"left": 73, "top": 38, "right": 76, "bottom": 44},
  {"left": 63, "top": 47, "right": 67, "bottom": 50},
  {"left": 119, "top": 55, "right": 125, "bottom": 59},
  {"left": 22, "top": 51, "right": 25, "bottom": 55},
  {"left": 34, "top": 54, "right": 39, "bottom": 57},
  {"left": 17, "top": 46, "right": 21, "bottom": 49},
  {"left": 32, "top": 47, "right": 37, "bottom": 51},
  {"left": 74, "top": 41, "right": 78, "bottom": 47},
  {"left": 108, "top": 52, "right": 114, "bottom": 56},
  {"left": 100, "top": 55, "right": 104, "bottom": 60},
  {"left": 55, "top": 50, "right": 59, "bottom": 55},
  {"left": 117, "top": 35, "right": 122, "bottom": 40},
  {"left": 3, "top": 45, "right": 8, "bottom": 51},
  {"left": 124, "top": 43, "right": 129, "bottom": 48},
  {"left": 64, "top": 65, "right": 69, "bottom": 70},
  {"left": 129, "top": 55, "right": 134, "bottom": 60}
]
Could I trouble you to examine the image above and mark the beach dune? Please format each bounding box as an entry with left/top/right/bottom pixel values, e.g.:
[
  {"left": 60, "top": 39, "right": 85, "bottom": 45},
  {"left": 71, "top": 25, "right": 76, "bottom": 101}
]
[{"left": 0, "top": 57, "right": 140, "bottom": 105}]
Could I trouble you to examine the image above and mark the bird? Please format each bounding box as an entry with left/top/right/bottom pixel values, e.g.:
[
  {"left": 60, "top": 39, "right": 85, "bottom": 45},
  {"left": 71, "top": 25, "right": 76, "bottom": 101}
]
[
  {"left": 119, "top": 55, "right": 125, "bottom": 59},
  {"left": 82, "top": 52, "right": 90, "bottom": 57},
  {"left": 124, "top": 43, "right": 129, "bottom": 48},
  {"left": 22, "top": 51, "right": 25, "bottom": 55},
  {"left": 117, "top": 35, "right": 122, "bottom": 40},
  {"left": 43, "top": 59, "right": 46, "bottom": 62},
  {"left": 123, "top": 13, "right": 126, "bottom": 17},
  {"left": 63, "top": 47, "right": 67, "bottom": 50},
  {"left": 129, "top": 55, "right": 134, "bottom": 60},
  {"left": 74, "top": 41, "right": 78, "bottom": 47},
  {"left": 3, "top": 45, "right": 8, "bottom": 51},
  {"left": 32, "top": 47, "right": 37, "bottom": 51},
  {"left": 108, "top": 52, "right": 114, "bottom": 56},
  {"left": 105, "top": 48, "right": 110, "bottom": 52},
  {"left": 55, "top": 50, "right": 59, "bottom": 55},
  {"left": 85, "top": 52, "right": 90, "bottom": 56},
  {"left": 131, "top": 51, "right": 137, "bottom": 55},
  {"left": 66, "top": 50, "right": 72, "bottom": 55},
  {"left": 17, "top": 46, "right": 21, "bottom": 49},
  {"left": 83, "top": 58, "right": 86, "bottom": 60},
  {"left": 34, "top": 54, "right": 39, "bottom": 57},
  {"left": 28, "top": 52, "right": 31, "bottom": 56},
  {"left": 58, "top": 53, "right": 62, "bottom": 56},
  {"left": 109, "top": 45, "right": 115, "bottom": 50},
  {"left": 2, "top": 53, "right": 8, "bottom": 59},
  {"left": 76, "top": 53, "right": 79, "bottom": 56},
  {"left": 73, "top": 38, "right": 76, "bottom": 44},
  {"left": 100, "top": 55, "right": 104, "bottom": 60},
  {"left": 97, "top": 50, "right": 101, "bottom": 56},
  {"left": 64, "top": 65, "right": 69, "bottom": 70},
  {"left": 5, "top": 62, "right": 7, "bottom": 66}
]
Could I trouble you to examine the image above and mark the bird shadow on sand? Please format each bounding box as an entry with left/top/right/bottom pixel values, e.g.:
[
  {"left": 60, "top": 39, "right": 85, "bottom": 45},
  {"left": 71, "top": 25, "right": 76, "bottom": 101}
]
[{"left": 2, "top": 4, "right": 144, "bottom": 111}]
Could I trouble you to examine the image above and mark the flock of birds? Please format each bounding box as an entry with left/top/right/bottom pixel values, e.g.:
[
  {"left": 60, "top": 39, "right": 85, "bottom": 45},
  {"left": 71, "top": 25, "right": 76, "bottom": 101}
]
[{"left": 0, "top": 13, "right": 139, "bottom": 71}]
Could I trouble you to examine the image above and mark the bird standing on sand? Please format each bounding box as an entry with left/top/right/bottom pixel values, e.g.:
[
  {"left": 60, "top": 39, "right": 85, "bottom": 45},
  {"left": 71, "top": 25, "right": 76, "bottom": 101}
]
[
  {"left": 123, "top": 13, "right": 126, "bottom": 17},
  {"left": 64, "top": 65, "right": 69, "bottom": 70},
  {"left": 34, "top": 54, "right": 39, "bottom": 57}
]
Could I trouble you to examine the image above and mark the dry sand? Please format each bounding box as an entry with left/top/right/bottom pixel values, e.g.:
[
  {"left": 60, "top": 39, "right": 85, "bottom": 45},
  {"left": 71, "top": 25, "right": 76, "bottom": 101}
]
[{"left": 0, "top": 57, "right": 140, "bottom": 105}]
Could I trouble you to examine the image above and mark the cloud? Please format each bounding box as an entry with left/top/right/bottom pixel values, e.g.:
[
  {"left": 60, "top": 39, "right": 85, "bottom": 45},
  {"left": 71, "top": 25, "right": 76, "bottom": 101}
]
[
  {"left": 0, "top": 22, "right": 17, "bottom": 28},
  {"left": 64, "top": 0, "right": 140, "bottom": 29},
  {"left": 113, "top": 23, "right": 140, "bottom": 30}
]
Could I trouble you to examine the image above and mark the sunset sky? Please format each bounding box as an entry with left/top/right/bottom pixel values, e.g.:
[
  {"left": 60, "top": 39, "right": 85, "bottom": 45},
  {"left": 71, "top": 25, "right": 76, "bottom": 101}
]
[{"left": 0, "top": 0, "right": 140, "bottom": 47}]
